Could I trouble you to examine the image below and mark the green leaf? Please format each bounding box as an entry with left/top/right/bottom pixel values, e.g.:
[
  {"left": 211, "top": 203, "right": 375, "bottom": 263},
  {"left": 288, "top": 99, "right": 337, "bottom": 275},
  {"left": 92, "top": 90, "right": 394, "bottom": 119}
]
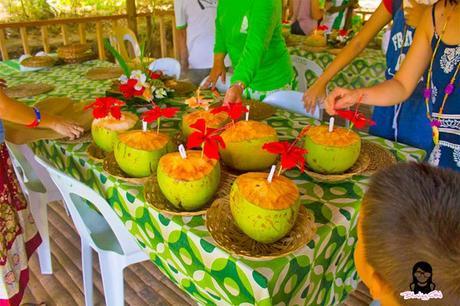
[{"left": 104, "top": 38, "right": 131, "bottom": 76}]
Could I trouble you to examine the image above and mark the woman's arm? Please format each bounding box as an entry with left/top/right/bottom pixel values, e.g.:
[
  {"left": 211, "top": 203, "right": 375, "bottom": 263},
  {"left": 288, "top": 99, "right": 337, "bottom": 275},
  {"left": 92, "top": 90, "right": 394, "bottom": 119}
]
[
  {"left": 303, "top": 2, "right": 392, "bottom": 112},
  {"left": 325, "top": 8, "right": 433, "bottom": 114},
  {"left": 0, "top": 89, "right": 84, "bottom": 139},
  {"left": 311, "top": 0, "right": 324, "bottom": 21}
]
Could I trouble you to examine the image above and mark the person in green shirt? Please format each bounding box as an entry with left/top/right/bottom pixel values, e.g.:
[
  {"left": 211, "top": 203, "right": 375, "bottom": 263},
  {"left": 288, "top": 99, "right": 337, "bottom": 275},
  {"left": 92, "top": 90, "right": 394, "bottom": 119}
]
[{"left": 204, "top": 0, "right": 293, "bottom": 104}]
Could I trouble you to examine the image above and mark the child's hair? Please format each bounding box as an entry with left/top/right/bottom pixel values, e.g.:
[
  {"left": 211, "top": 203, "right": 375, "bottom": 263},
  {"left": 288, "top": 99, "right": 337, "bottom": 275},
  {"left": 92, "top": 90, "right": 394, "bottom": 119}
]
[{"left": 361, "top": 162, "right": 460, "bottom": 305}]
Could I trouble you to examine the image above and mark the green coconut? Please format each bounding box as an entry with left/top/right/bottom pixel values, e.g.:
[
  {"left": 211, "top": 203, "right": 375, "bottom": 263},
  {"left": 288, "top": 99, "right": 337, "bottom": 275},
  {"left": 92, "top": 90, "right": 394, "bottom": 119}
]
[
  {"left": 220, "top": 120, "right": 278, "bottom": 171},
  {"left": 230, "top": 172, "right": 300, "bottom": 244},
  {"left": 157, "top": 151, "right": 221, "bottom": 211},
  {"left": 114, "top": 130, "right": 172, "bottom": 178},
  {"left": 91, "top": 112, "right": 138, "bottom": 152},
  {"left": 181, "top": 110, "right": 229, "bottom": 138},
  {"left": 304, "top": 125, "right": 361, "bottom": 174}
]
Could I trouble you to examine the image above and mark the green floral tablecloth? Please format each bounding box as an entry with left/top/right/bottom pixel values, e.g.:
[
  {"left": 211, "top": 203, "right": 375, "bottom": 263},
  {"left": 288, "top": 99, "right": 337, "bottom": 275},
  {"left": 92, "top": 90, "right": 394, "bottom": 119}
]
[
  {"left": 1, "top": 60, "right": 425, "bottom": 305},
  {"left": 288, "top": 47, "right": 386, "bottom": 91}
]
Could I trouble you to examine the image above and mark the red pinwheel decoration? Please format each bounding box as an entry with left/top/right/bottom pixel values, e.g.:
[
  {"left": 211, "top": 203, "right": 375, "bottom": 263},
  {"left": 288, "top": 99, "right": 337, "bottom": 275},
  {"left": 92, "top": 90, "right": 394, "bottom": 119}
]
[
  {"left": 148, "top": 70, "right": 163, "bottom": 80},
  {"left": 338, "top": 29, "right": 349, "bottom": 36},
  {"left": 186, "top": 119, "right": 226, "bottom": 160},
  {"left": 119, "top": 79, "right": 145, "bottom": 99},
  {"left": 317, "top": 25, "right": 329, "bottom": 31},
  {"left": 211, "top": 102, "right": 248, "bottom": 122},
  {"left": 335, "top": 109, "right": 376, "bottom": 129},
  {"left": 141, "top": 105, "right": 179, "bottom": 133},
  {"left": 84, "top": 97, "right": 125, "bottom": 120},
  {"left": 263, "top": 141, "right": 308, "bottom": 173}
]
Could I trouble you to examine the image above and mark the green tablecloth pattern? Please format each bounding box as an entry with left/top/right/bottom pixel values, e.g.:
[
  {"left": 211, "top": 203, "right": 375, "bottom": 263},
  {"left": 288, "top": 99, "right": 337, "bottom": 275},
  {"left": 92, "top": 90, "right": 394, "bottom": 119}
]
[
  {"left": 1, "top": 60, "right": 425, "bottom": 305},
  {"left": 288, "top": 47, "right": 386, "bottom": 91}
]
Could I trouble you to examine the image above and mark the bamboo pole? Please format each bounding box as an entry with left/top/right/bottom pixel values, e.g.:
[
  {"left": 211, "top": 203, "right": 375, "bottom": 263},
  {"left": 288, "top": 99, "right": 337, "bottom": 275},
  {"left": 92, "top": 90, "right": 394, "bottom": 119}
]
[
  {"left": 159, "top": 17, "right": 167, "bottom": 58},
  {"left": 61, "top": 24, "right": 69, "bottom": 45},
  {"left": 95, "top": 21, "right": 105, "bottom": 60},
  {"left": 78, "top": 24, "right": 86, "bottom": 44},
  {"left": 171, "top": 17, "right": 178, "bottom": 59},
  {"left": 0, "top": 29, "right": 8, "bottom": 60},
  {"left": 19, "top": 27, "right": 30, "bottom": 55},
  {"left": 41, "top": 26, "right": 50, "bottom": 53}
]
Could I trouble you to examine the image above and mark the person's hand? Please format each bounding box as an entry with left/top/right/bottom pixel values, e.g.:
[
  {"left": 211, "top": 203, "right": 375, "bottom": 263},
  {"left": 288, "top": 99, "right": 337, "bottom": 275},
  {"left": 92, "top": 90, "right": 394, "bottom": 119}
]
[
  {"left": 47, "top": 115, "right": 84, "bottom": 140},
  {"left": 303, "top": 81, "right": 327, "bottom": 114},
  {"left": 223, "top": 85, "right": 244, "bottom": 105},
  {"left": 405, "top": 0, "right": 429, "bottom": 28},
  {"left": 202, "top": 59, "right": 226, "bottom": 89},
  {"left": 325, "top": 87, "right": 361, "bottom": 115}
]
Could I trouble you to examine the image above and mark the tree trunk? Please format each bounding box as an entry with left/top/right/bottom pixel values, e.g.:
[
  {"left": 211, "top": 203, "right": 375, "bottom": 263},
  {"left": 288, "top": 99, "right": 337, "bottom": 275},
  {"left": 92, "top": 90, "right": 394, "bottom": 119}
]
[{"left": 126, "top": 0, "right": 138, "bottom": 35}]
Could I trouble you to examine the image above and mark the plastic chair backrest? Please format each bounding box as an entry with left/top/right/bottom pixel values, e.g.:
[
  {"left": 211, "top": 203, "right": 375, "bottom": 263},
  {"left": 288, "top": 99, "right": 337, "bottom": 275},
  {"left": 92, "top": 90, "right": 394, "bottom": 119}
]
[
  {"left": 200, "top": 73, "right": 233, "bottom": 93},
  {"left": 111, "top": 26, "right": 141, "bottom": 61},
  {"left": 263, "top": 90, "right": 322, "bottom": 120},
  {"left": 34, "top": 155, "right": 142, "bottom": 256},
  {"left": 148, "top": 58, "right": 181, "bottom": 80},
  {"left": 291, "top": 55, "right": 324, "bottom": 92}
]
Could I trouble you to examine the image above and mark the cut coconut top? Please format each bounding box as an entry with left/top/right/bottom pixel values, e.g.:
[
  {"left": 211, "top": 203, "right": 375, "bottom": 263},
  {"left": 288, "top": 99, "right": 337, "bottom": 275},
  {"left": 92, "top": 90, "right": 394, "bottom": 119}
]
[
  {"left": 306, "top": 125, "right": 360, "bottom": 147},
  {"left": 118, "top": 130, "right": 170, "bottom": 151},
  {"left": 183, "top": 110, "right": 229, "bottom": 128},
  {"left": 234, "top": 172, "right": 299, "bottom": 210},
  {"left": 92, "top": 112, "right": 138, "bottom": 131},
  {"left": 221, "top": 120, "right": 277, "bottom": 142},
  {"left": 159, "top": 151, "right": 218, "bottom": 181}
]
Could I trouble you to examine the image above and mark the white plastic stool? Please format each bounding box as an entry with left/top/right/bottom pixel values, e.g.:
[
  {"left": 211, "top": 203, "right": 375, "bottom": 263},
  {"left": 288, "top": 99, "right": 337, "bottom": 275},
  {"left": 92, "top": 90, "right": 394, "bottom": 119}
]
[
  {"left": 35, "top": 155, "right": 149, "bottom": 306},
  {"left": 148, "top": 58, "right": 181, "bottom": 80},
  {"left": 263, "top": 90, "right": 323, "bottom": 120},
  {"left": 200, "top": 72, "right": 233, "bottom": 93}
]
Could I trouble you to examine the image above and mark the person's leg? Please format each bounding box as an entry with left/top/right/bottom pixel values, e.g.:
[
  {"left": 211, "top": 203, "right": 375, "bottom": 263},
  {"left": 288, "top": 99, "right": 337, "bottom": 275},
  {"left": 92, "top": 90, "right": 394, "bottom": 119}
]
[
  {"left": 290, "top": 21, "right": 306, "bottom": 35},
  {"left": 186, "top": 68, "right": 212, "bottom": 86}
]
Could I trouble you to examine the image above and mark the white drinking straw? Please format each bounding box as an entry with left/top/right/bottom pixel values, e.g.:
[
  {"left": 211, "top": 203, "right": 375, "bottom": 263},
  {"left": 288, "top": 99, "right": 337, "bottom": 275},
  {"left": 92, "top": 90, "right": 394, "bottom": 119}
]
[
  {"left": 178, "top": 144, "right": 187, "bottom": 159},
  {"left": 328, "top": 117, "right": 335, "bottom": 133},
  {"left": 142, "top": 120, "right": 148, "bottom": 132},
  {"left": 267, "top": 165, "right": 276, "bottom": 183},
  {"left": 245, "top": 105, "right": 250, "bottom": 121}
]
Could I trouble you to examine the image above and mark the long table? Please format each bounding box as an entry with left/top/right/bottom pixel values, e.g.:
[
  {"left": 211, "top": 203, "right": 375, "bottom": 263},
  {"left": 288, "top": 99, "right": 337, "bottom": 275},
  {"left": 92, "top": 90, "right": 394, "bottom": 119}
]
[{"left": 1, "top": 60, "right": 425, "bottom": 305}]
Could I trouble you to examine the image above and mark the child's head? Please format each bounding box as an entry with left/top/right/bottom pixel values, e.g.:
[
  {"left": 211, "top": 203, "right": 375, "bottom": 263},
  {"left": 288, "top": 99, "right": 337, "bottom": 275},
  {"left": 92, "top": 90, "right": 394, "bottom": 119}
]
[{"left": 358, "top": 162, "right": 460, "bottom": 305}]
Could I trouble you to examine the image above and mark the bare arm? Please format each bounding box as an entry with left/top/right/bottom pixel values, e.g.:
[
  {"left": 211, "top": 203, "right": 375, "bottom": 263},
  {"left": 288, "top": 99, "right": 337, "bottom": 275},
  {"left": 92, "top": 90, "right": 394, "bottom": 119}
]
[
  {"left": 311, "top": 0, "right": 324, "bottom": 21},
  {"left": 303, "top": 2, "right": 392, "bottom": 112},
  {"left": 176, "top": 28, "right": 189, "bottom": 72}
]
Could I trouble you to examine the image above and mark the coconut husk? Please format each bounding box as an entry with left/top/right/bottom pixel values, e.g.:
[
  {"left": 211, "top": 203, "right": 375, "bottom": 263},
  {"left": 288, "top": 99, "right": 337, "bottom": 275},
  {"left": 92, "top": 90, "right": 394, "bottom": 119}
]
[
  {"left": 4, "top": 97, "right": 92, "bottom": 145},
  {"left": 206, "top": 198, "right": 316, "bottom": 259},
  {"left": 85, "top": 67, "right": 123, "bottom": 81},
  {"left": 144, "top": 166, "right": 238, "bottom": 216},
  {"left": 362, "top": 140, "right": 397, "bottom": 174},
  {"left": 4, "top": 83, "right": 54, "bottom": 98}
]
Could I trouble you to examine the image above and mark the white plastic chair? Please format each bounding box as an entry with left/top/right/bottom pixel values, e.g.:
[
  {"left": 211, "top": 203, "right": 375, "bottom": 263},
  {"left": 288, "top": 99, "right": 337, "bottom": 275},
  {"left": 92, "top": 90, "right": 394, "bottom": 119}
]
[
  {"left": 35, "top": 155, "right": 149, "bottom": 306},
  {"left": 6, "top": 142, "right": 64, "bottom": 275},
  {"left": 291, "top": 55, "right": 324, "bottom": 92},
  {"left": 148, "top": 58, "right": 181, "bottom": 80},
  {"left": 109, "top": 26, "right": 141, "bottom": 61},
  {"left": 200, "top": 72, "right": 233, "bottom": 93},
  {"left": 263, "top": 90, "right": 322, "bottom": 119}
]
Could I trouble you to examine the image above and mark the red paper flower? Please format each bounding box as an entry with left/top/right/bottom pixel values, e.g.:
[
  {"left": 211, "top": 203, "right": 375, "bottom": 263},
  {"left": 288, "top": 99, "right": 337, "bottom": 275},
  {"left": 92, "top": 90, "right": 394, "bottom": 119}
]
[
  {"left": 338, "top": 29, "right": 348, "bottom": 36},
  {"left": 84, "top": 97, "right": 125, "bottom": 119},
  {"left": 263, "top": 141, "right": 308, "bottom": 172},
  {"left": 335, "top": 109, "right": 376, "bottom": 129},
  {"left": 148, "top": 70, "right": 163, "bottom": 80},
  {"left": 141, "top": 106, "right": 179, "bottom": 123},
  {"left": 119, "top": 78, "right": 145, "bottom": 99},
  {"left": 186, "top": 119, "right": 226, "bottom": 160},
  {"left": 317, "top": 25, "right": 329, "bottom": 31},
  {"left": 211, "top": 102, "right": 248, "bottom": 121}
]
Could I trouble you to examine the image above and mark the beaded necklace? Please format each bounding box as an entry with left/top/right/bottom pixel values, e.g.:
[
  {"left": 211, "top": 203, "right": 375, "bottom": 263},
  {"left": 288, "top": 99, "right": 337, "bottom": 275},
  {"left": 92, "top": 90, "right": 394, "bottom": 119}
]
[{"left": 423, "top": 9, "right": 460, "bottom": 145}]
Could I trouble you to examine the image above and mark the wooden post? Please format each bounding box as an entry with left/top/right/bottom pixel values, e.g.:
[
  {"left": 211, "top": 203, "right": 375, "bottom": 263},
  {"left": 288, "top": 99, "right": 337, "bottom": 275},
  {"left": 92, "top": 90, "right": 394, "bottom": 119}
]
[
  {"left": 0, "top": 29, "right": 9, "bottom": 61},
  {"left": 146, "top": 15, "right": 152, "bottom": 50},
  {"left": 112, "top": 20, "right": 119, "bottom": 29},
  {"left": 171, "top": 17, "right": 178, "bottom": 59},
  {"left": 41, "top": 26, "right": 50, "bottom": 53},
  {"left": 126, "top": 0, "right": 138, "bottom": 35},
  {"left": 61, "top": 25, "right": 69, "bottom": 45},
  {"left": 19, "top": 27, "right": 30, "bottom": 55},
  {"left": 159, "top": 17, "right": 167, "bottom": 58},
  {"left": 95, "top": 21, "right": 106, "bottom": 60},
  {"left": 78, "top": 24, "right": 86, "bottom": 44}
]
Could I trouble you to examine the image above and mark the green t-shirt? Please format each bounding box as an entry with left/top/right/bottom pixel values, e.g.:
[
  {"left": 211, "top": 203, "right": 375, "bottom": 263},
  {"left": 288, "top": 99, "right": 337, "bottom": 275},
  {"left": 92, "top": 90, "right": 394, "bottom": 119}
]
[{"left": 214, "top": 0, "right": 293, "bottom": 92}]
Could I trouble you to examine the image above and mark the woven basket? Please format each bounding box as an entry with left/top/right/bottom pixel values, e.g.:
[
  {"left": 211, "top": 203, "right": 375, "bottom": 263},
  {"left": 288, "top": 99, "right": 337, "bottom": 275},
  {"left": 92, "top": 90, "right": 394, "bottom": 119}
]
[
  {"left": 86, "top": 67, "right": 123, "bottom": 81},
  {"left": 3, "top": 83, "right": 54, "bottom": 98},
  {"left": 242, "top": 99, "right": 277, "bottom": 121},
  {"left": 102, "top": 153, "right": 150, "bottom": 185},
  {"left": 20, "top": 56, "right": 55, "bottom": 68},
  {"left": 206, "top": 198, "right": 317, "bottom": 259},
  {"left": 86, "top": 143, "right": 107, "bottom": 162},
  {"left": 57, "top": 44, "right": 94, "bottom": 63},
  {"left": 144, "top": 166, "right": 238, "bottom": 216},
  {"left": 362, "top": 140, "right": 397, "bottom": 174}
]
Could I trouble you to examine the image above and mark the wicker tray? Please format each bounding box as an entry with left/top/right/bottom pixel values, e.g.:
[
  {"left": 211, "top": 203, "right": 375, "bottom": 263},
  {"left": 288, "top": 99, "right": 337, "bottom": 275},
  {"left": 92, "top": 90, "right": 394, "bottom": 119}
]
[
  {"left": 4, "top": 83, "right": 54, "bottom": 98},
  {"left": 144, "top": 166, "right": 238, "bottom": 216},
  {"left": 20, "top": 56, "right": 55, "bottom": 68},
  {"left": 102, "top": 153, "right": 150, "bottom": 185},
  {"left": 362, "top": 140, "right": 397, "bottom": 174},
  {"left": 86, "top": 67, "right": 123, "bottom": 81},
  {"left": 164, "top": 79, "right": 197, "bottom": 96},
  {"left": 206, "top": 198, "right": 316, "bottom": 259},
  {"left": 243, "top": 99, "right": 278, "bottom": 121},
  {"left": 57, "top": 43, "right": 95, "bottom": 63},
  {"left": 304, "top": 152, "right": 370, "bottom": 183},
  {"left": 86, "top": 143, "right": 108, "bottom": 162}
]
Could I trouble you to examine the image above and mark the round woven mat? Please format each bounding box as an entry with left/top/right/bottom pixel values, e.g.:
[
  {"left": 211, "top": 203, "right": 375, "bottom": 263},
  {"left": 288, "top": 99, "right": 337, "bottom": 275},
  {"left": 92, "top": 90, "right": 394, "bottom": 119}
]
[
  {"left": 21, "top": 56, "right": 55, "bottom": 68},
  {"left": 86, "top": 67, "right": 123, "bottom": 81},
  {"left": 304, "top": 152, "right": 370, "bottom": 183},
  {"left": 103, "top": 153, "right": 150, "bottom": 185},
  {"left": 164, "top": 79, "right": 197, "bottom": 96},
  {"left": 362, "top": 140, "right": 397, "bottom": 174},
  {"left": 206, "top": 199, "right": 316, "bottom": 259},
  {"left": 86, "top": 143, "right": 108, "bottom": 162},
  {"left": 144, "top": 166, "right": 238, "bottom": 216},
  {"left": 56, "top": 131, "right": 92, "bottom": 144},
  {"left": 4, "top": 83, "right": 54, "bottom": 98}
]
